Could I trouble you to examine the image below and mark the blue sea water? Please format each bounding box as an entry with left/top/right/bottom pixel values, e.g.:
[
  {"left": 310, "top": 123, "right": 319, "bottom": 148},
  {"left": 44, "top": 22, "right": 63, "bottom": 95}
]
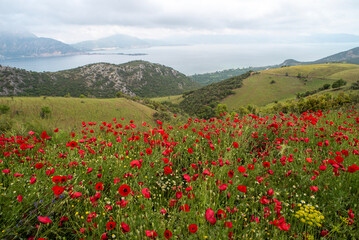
[{"left": 0, "top": 43, "right": 358, "bottom": 75}]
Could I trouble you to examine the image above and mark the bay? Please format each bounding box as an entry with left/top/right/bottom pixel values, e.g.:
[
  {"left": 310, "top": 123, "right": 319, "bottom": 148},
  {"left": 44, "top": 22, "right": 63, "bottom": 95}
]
[{"left": 0, "top": 43, "right": 358, "bottom": 75}]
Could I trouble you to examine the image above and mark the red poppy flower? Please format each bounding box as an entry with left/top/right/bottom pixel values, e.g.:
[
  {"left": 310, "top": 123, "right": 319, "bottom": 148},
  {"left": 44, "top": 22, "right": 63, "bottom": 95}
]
[
  {"left": 38, "top": 216, "right": 52, "bottom": 224},
  {"left": 51, "top": 185, "right": 64, "bottom": 195},
  {"left": 164, "top": 166, "right": 172, "bottom": 175},
  {"left": 30, "top": 177, "right": 36, "bottom": 184},
  {"left": 263, "top": 161, "right": 270, "bottom": 168},
  {"left": 118, "top": 184, "right": 131, "bottom": 197},
  {"left": 35, "top": 163, "right": 44, "bottom": 169},
  {"left": 145, "top": 230, "right": 158, "bottom": 239},
  {"left": 237, "top": 185, "right": 247, "bottom": 194},
  {"left": 121, "top": 222, "right": 130, "bottom": 233},
  {"left": 17, "top": 195, "right": 23, "bottom": 202},
  {"left": 335, "top": 156, "right": 344, "bottom": 163},
  {"left": 238, "top": 166, "right": 246, "bottom": 173},
  {"left": 69, "top": 141, "right": 78, "bottom": 148},
  {"left": 247, "top": 164, "right": 254, "bottom": 170},
  {"left": 205, "top": 208, "right": 217, "bottom": 225},
  {"left": 219, "top": 184, "right": 228, "bottom": 191},
  {"left": 169, "top": 199, "right": 177, "bottom": 207},
  {"left": 267, "top": 188, "right": 274, "bottom": 196},
  {"left": 106, "top": 221, "right": 116, "bottom": 230},
  {"left": 217, "top": 209, "right": 227, "bottom": 219},
  {"left": 233, "top": 142, "right": 239, "bottom": 148},
  {"left": 188, "top": 148, "right": 193, "bottom": 154},
  {"left": 228, "top": 170, "right": 234, "bottom": 178},
  {"left": 41, "top": 131, "right": 49, "bottom": 139},
  {"left": 188, "top": 224, "right": 198, "bottom": 233},
  {"left": 225, "top": 221, "right": 233, "bottom": 228},
  {"left": 348, "top": 209, "right": 354, "bottom": 219},
  {"left": 164, "top": 230, "right": 172, "bottom": 239},
  {"left": 310, "top": 186, "right": 319, "bottom": 192},
  {"left": 71, "top": 192, "right": 82, "bottom": 198},
  {"left": 348, "top": 165, "right": 359, "bottom": 173},
  {"left": 52, "top": 176, "right": 61, "bottom": 183},
  {"left": 188, "top": 193, "right": 195, "bottom": 199},
  {"left": 146, "top": 148, "right": 152, "bottom": 155},
  {"left": 60, "top": 176, "right": 67, "bottom": 183},
  {"left": 142, "top": 188, "right": 151, "bottom": 198},
  {"left": 176, "top": 191, "right": 183, "bottom": 199},
  {"left": 130, "top": 160, "right": 142, "bottom": 169},
  {"left": 179, "top": 204, "right": 190, "bottom": 212},
  {"left": 95, "top": 183, "right": 104, "bottom": 191}
]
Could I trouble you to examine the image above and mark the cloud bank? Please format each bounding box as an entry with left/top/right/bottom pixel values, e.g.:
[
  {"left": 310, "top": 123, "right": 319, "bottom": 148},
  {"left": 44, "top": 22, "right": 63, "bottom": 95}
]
[{"left": 0, "top": 0, "right": 358, "bottom": 43}]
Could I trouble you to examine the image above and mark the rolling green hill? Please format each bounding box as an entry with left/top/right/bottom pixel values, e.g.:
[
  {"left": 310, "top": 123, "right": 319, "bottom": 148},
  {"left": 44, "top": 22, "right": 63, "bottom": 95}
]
[
  {"left": 169, "top": 63, "right": 359, "bottom": 117},
  {"left": 179, "top": 72, "right": 252, "bottom": 118},
  {"left": 222, "top": 63, "right": 359, "bottom": 110},
  {"left": 0, "top": 97, "right": 157, "bottom": 134},
  {"left": 0, "top": 60, "right": 200, "bottom": 98}
]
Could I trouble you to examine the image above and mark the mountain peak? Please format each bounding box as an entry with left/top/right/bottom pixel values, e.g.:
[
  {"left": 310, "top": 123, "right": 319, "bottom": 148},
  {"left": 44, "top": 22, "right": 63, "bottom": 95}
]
[{"left": 279, "top": 59, "right": 302, "bottom": 67}]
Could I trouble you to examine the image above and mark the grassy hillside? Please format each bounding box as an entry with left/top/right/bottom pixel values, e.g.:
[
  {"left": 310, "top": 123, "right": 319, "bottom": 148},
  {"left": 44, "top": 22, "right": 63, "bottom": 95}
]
[
  {"left": 0, "top": 97, "right": 156, "bottom": 134},
  {"left": 179, "top": 72, "right": 252, "bottom": 118},
  {"left": 222, "top": 63, "right": 359, "bottom": 110}
]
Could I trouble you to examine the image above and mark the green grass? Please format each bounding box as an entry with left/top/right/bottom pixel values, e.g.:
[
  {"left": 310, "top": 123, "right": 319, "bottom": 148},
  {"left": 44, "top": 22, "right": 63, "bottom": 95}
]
[
  {"left": 222, "top": 63, "right": 359, "bottom": 110},
  {"left": 150, "top": 95, "right": 183, "bottom": 105},
  {"left": 0, "top": 97, "right": 156, "bottom": 134}
]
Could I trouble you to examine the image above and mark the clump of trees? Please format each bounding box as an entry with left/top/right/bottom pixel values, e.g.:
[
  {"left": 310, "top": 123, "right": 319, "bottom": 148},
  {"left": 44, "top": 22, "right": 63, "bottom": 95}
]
[
  {"left": 332, "top": 79, "right": 347, "bottom": 89},
  {"left": 296, "top": 83, "right": 331, "bottom": 98}
]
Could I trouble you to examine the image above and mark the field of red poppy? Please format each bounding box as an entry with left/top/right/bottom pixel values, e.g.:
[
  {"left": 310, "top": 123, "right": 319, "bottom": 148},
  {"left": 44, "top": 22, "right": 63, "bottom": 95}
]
[{"left": 1, "top": 109, "right": 358, "bottom": 239}]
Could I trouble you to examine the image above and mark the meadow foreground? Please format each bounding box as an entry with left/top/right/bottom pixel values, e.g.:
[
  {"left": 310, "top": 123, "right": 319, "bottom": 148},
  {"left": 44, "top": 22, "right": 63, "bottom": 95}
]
[{"left": 0, "top": 110, "right": 358, "bottom": 239}]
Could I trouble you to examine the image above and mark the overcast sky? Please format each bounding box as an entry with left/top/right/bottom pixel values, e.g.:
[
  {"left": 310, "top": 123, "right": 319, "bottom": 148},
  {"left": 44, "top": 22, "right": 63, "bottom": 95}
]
[{"left": 1, "top": 0, "right": 359, "bottom": 43}]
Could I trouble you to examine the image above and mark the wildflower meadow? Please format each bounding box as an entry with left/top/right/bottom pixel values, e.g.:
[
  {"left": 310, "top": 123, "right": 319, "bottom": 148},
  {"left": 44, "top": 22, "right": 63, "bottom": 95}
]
[{"left": 1, "top": 109, "right": 358, "bottom": 239}]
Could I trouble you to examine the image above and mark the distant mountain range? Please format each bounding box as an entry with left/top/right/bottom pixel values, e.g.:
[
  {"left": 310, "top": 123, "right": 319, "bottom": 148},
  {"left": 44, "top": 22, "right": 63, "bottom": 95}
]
[
  {"left": 71, "top": 34, "right": 150, "bottom": 51},
  {"left": 0, "top": 60, "right": 199, "bottom": 98},
  {"left": 191, "top": 46, "right": 359, "bottom": 85},
  {"left": 0, "top": 30, "right": 81, "bottom": 59}
]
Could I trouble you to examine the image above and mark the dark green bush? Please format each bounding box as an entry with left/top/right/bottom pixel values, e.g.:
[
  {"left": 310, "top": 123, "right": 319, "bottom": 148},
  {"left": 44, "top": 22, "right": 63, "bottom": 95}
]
[{"left": 40, "top": 106, "right": 51, "bottom": 119}]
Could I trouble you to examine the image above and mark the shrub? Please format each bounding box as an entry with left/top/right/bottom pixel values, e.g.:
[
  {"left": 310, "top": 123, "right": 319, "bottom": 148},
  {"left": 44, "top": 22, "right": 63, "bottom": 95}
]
[
  {"left": 0, "top": 104, "right": 10, "bottom": 115},
  {"left": 40, "top": 106, "right": 51, "bottom": 119},
  {"left": 350, "top": 80, "right": 359, "bottom": 90},
  {"left": 153, "top": 111, "right": 170, "bottom": 122},
  {"left": 332, "top": 79, "right": 347, "bottom": 89}
]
